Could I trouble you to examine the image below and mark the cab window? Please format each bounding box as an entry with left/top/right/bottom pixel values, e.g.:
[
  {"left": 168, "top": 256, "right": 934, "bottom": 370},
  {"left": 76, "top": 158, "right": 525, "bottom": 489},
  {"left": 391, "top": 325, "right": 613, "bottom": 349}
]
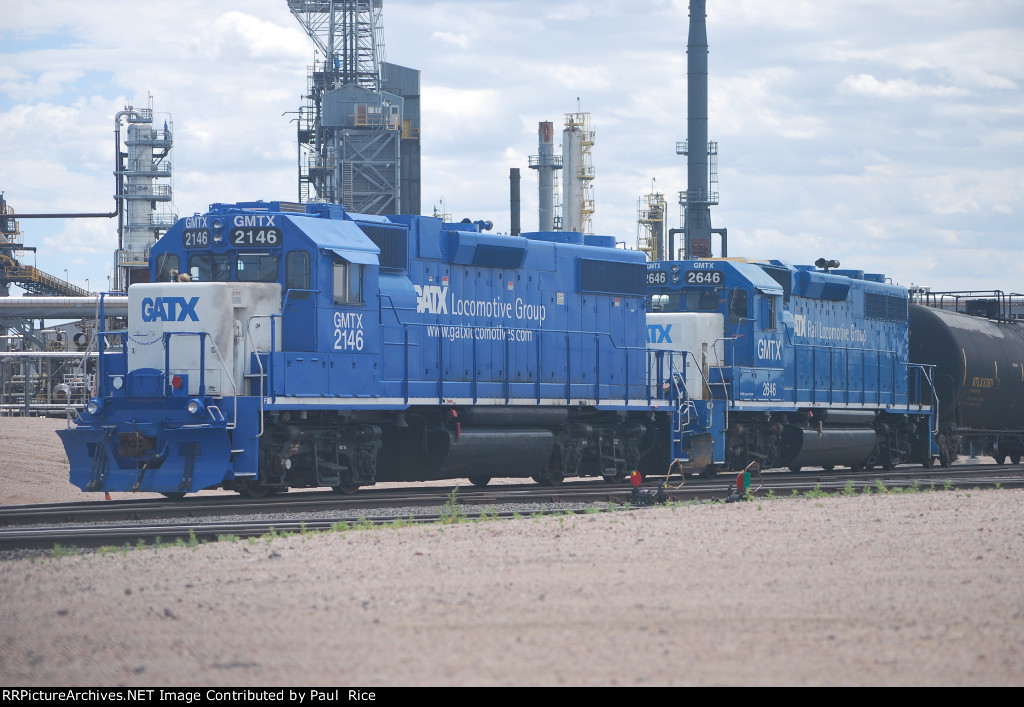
[
  {"left": 761, "top": 295, "right": 777, "bottom": 331},
  {"left": 237, "top": 253, "right": 278, "bottom": 282},
  {"left": 286, "top": 251, "right": 311, "bottom": 300},
  {"left": 688, "top": 290, "right": 720, "bottom": 312},
  {"left": 189, "top": 254, "right": 231, "bottom": 281},
  {"left": 333, "top": 259, "right": 363, "bottom": 305},
  {"left": 728, "top": 288, "right": 748, "bottom": 325},
  {"left": 155, "top": 253, "right": 179, "bottom": 282}
]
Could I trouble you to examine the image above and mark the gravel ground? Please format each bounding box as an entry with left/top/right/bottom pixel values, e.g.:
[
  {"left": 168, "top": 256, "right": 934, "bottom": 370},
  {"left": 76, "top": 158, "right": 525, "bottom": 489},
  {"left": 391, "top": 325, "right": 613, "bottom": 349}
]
[{"left": 1, "top": 415, "right": 1022, "bottom": 686}]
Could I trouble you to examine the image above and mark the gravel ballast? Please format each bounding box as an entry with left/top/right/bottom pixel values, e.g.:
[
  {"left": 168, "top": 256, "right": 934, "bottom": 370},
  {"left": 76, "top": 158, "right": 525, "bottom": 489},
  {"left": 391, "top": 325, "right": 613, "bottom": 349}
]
[{"left": 1, "top": 416, "right": 1022, "bottom": 686}]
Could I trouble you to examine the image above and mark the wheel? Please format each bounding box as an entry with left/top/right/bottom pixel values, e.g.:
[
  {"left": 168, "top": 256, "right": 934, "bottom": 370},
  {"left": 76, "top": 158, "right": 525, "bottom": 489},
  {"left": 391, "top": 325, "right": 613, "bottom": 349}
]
[
  {"left": 468, "top": 475, "right": 491, "bottom": 488},
  {"left": 822, "top": 464, "right": 835, "bottom": 472},
  {"left": 160, "top": 492, "right": 186, "bottom": 500},
  {"left": 332, "top": 483, "right": 360, "bottom": 495},
  {"left": 532, "top": 449, "right": 565, "bottom": 486},
  {"left": 995, "top": 455, "right": 1006, "bottom": 465},
  {"left": 603, "top": 471, "right": 628, "bottom": 484},
  {"left": 1012, "top": 454, "right": 1022, "bottom": 465},
  {"left": 922, "top": 455, "right": 934, "bottom": 468},
  {"left": 787, "top": 465, "right": 802, "bottom": 473}
]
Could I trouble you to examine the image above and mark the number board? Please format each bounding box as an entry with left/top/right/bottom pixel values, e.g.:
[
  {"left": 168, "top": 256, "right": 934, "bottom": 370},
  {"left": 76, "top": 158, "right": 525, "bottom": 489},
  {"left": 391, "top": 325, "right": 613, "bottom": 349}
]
[
  {"left": 685, "top": 270, "right": 723, "bottom": 286},
  {"left": 183, "top": 229, "right": 210, "bottom": 249},
  {"left": 230, "top": 228, "right": 282, "bottom": 247},
  {"left": 646, "top": 271, "right": 668, "bottom": 286}
]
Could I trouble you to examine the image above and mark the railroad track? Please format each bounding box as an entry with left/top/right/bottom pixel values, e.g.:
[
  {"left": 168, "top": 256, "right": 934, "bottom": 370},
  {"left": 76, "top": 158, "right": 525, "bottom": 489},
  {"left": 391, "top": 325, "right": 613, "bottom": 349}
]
[{"left": 2, "top": 464, "right": 1021, "bottom": 553}]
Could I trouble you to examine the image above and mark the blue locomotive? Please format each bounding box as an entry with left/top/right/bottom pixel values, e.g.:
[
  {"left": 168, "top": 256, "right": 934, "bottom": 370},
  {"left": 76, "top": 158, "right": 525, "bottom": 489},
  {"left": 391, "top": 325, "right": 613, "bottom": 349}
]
[
  {"left": 640, "top": 258, "right": 938, "bottom": 477},
  {"left": 58, "top": 201, "right": 670, "bottom": 496}
]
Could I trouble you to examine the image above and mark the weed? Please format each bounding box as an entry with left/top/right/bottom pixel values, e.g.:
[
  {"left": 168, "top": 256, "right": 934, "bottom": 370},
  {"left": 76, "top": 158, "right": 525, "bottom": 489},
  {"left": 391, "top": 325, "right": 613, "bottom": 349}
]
[
  {"left": 765, "top": 489, "right": 776, "bottom": 500},
  {"left": 50, "top": 544, "right": 73, "bottom": 558},
  {"left": 804, "top": 484, "right": 829, "bottom": 499},
  {"left": 477, "top": 505, "right": 499, "bottom": 522},
  {"left": 217, "top": 534, "right": 241, "bottom": 543},
  {"left": 512, "top": 510, "right": 524, "bottom": 521},
  {"left": 874, "top": 479, "right": 889, "bottom": 494},
  {"left": 440, "top": 487, "right": 466, "bottom": 524},
  {"left": 354, "top": 517, "right": 375, "bottom": 530},
  {"left": 331, "top": 521, "right": 351, "bottom": 532},
  {"left": 943, "top": 479, "right": 954, "bottom": 491},
  {"left": 583, "top": 505, "right": 600, "bottom": 514},
  {"left": 188, "top": 529, "right": 199, "bottom": 549},
  {"left": 842, "top": 480, "right": 857, "bottom": 496}
]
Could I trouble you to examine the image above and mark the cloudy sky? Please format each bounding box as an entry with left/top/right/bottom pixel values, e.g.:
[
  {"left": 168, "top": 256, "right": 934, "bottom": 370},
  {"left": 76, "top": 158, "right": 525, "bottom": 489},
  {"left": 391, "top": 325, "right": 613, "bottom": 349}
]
[{"left": 2, "top": 0, "right": 1021, "bottom": 293}]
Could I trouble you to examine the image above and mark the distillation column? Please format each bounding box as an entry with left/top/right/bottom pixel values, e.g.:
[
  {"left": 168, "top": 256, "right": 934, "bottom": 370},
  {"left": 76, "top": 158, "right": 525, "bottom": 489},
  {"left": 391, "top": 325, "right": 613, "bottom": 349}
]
[
  {"left": 561, "top": 112, "right": 595, "bottom": 234},
  {"left": 115, "top": 103, "right": 174, "bottom": 291}
]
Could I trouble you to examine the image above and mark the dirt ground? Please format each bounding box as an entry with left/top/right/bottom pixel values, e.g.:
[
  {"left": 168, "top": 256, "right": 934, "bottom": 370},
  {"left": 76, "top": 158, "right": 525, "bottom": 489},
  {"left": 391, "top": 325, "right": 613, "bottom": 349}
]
[{"left": 1, "top": 416, "right": 1022, "bottom": 686}]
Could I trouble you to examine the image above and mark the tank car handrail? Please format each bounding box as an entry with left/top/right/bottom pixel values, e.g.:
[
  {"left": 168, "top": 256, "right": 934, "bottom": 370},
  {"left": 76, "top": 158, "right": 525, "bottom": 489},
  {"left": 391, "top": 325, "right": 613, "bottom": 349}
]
[{"left": 908, "top": 363, "right": 939, "bottom": 435}]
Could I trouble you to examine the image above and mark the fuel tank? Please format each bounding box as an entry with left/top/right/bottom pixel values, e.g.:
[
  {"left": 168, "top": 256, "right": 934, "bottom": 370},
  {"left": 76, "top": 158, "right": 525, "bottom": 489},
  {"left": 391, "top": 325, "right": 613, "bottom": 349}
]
[{"left": 909, "top": 304, "right": 1024, "bottom": 430}]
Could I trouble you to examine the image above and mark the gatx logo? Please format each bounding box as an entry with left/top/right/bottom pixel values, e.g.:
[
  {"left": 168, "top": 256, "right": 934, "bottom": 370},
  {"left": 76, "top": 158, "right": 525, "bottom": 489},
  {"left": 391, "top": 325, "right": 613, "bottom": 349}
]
[
  {"left": 647, "top": 323, "right": 672, "bottom": 344},
  {"left": 414, "top": 284, "right": 448, "bottom": 314},
  {"left": 141, "top": 296, "right": 200, "bottom": 322}
]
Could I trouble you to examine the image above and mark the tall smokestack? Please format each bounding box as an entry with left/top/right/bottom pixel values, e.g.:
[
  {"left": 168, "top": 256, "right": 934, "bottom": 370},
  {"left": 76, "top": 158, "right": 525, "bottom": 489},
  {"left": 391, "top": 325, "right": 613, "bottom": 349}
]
[
  {"left": 529, "top": 121, "right": 561, "bottom": 231},
  {"left": 683, "top": 0, "right": 713, "bottom": 258},
  {"left": 510, "top": 167, "right": 521, "bottom": 236}
]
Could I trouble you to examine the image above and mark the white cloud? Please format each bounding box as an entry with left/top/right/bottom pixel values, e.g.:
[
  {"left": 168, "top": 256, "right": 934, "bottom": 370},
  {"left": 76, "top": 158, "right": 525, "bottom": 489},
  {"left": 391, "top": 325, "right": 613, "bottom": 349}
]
[
  {"left": 841, "top": 73, "right": 972, "bottom": 99},
  {"left": 430, "top": 31, "right": 470, "bottom": 49}
]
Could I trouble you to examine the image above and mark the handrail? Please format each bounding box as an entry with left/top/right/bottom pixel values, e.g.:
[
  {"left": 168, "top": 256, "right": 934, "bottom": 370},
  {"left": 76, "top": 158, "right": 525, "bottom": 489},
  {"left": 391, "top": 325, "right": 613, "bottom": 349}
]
[
  {"left": 374, "top": 293, "right": 659, "bottom": 406},
  {"left": 159, "top": 330, "right": 238, "bottom": 429}
]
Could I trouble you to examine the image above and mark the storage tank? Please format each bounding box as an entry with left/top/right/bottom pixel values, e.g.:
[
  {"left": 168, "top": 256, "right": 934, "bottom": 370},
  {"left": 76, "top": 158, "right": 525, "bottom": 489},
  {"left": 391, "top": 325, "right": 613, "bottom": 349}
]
[{"left": 909, "top": 304, "right": 1024, "bottom": 432}]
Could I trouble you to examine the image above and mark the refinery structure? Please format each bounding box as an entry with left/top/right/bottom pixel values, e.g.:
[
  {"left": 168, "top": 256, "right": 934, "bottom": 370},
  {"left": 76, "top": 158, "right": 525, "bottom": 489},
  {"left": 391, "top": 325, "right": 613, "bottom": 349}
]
[
  {"left": 1, "top": 0, "right": 727, "bottom": 414},
  {"left": 289, "top": 0, "right": 421, "bottom": 215}
]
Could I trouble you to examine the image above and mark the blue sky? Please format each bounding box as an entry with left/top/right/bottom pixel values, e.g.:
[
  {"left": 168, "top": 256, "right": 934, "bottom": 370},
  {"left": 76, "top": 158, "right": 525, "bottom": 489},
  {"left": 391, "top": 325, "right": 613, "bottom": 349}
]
[{"left": 1, "top": 0, "right": 1021, "bottom": 293}]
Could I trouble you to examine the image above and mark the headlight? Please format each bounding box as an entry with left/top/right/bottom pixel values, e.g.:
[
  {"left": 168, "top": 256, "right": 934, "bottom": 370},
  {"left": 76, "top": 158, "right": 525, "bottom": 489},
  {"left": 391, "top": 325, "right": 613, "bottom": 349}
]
[
  {"left": 86, "top": 399, "right": 102, "bottom": 416},
  {"left": 186, "top": 399, "right": 205, "bottom": 416}
]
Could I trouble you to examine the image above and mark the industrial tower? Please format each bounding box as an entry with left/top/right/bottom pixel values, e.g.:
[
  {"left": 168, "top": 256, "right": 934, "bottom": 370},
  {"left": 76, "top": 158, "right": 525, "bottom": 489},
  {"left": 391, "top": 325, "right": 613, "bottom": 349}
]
[
  {"left": 528, "top": 122, "right": 562, "bottom": 232},
  {"left": 289, "top": 0, "right": 421, "bottom": 215},
  {"left": 637, "top": 190, "right": 668, "bottom": 261},
  {"left": 561, "top": 112, "right": 595, "bottom": 234},
  {"left": 114, "top": 102, "right": 175, "bottom": 291},
  {"left": 676, "top": 0, "right": 724, "bottom": 259}
]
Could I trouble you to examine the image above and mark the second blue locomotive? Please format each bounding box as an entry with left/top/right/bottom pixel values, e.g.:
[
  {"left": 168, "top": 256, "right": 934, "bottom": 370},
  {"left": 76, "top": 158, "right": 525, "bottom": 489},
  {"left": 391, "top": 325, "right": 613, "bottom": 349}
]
[{"left": 640, "top": 258, "right": 937, "bottom": 477}]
